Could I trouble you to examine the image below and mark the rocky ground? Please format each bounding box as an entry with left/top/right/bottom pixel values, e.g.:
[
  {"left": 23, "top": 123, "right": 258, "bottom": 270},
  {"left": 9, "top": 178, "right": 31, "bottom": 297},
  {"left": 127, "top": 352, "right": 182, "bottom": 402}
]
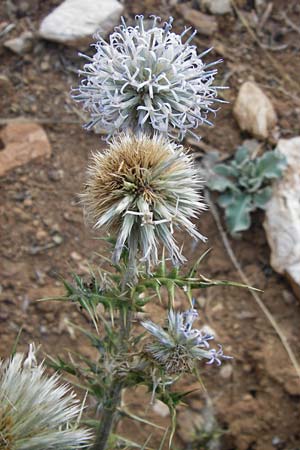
[{"left": 1, "top": 0, "right": 300, "bottom": 449}]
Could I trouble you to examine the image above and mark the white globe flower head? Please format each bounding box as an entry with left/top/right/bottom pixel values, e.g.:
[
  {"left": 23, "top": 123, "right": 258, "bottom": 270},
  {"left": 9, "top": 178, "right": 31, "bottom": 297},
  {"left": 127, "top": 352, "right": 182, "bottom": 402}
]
[
  {"left": 73, "top": 15, "right": 223, "bottom": 141},
  {"left": 0, "top": 344, "right": 92, "bottom": 449}
]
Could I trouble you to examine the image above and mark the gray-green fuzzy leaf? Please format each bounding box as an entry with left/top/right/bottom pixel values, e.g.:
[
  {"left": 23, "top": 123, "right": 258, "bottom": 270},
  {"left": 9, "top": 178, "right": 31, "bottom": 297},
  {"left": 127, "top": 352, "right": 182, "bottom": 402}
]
[
  {"left": 225, "top": 194, "right": 252, "bottom": 234},
  {"left": 253, "top": 186, "right": 273, "bottom": 209},
  {"left": 256, "top": 151, "right": 287, "bottom": 179},
  {"left": 207, "top": 176, "right": 237, "bottom": 192}
]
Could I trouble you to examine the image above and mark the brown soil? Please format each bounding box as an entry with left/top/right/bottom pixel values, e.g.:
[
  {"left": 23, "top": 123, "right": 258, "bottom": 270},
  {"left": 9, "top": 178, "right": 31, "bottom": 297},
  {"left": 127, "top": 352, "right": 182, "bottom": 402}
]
[{"left": 1, "top": 1, "right": 300, "bottom": 449}]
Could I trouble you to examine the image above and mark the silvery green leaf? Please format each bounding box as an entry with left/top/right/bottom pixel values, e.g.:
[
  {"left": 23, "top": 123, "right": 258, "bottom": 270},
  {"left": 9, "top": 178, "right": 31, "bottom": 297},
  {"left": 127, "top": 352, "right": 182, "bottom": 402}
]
[
  {"left": 217, "top": 192, "right": 235, "bottom": 207},
  {"left": 256, "top": 151, "right": 287, "bottom": 179},
  {"left": 234, "top": 146, "right": 249, "bottom": 166},
  {"left": 246, "top": 176, "right": 263, "bottom": 192},
  {"left": 225, "top": 194, "right": 252, "bottom": 234},
  {"left": 253, "top": 186, "right": 273, "bottom": 209},
  {"left": 213, "top": 163, "right": 239, "bottom": 177},
  {"left": 207, "top": 176, "right": 237, "bottom": 192}
]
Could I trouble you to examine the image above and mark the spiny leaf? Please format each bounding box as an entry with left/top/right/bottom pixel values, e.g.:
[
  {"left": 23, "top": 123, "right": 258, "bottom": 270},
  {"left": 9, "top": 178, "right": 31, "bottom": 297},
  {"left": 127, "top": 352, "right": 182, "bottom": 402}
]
[{"left": 187, "top": 248, "right": 212, "bottom": 278}]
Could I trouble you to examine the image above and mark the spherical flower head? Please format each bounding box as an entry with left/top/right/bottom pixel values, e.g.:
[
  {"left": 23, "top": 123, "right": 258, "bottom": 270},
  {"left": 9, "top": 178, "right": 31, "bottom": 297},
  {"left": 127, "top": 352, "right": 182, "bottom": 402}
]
[
  {"left": 0, "top": 344, "right": 92, "bottom": 449},
  {"left": 82, "top": 133, "right": 206, "bottom": 269},
  {"left": 73, "top": 15, "right": 222, "bottom": 141},
  {"left": 142, "top": 307, "right": 232, "bottom": 374}
]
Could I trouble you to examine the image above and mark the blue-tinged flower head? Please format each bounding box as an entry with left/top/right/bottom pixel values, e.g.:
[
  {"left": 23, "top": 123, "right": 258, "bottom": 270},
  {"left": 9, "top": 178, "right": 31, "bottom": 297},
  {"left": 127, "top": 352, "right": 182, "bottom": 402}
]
[
  {"left": 73, "top": 15, "right": 222, "bottom": 141},
  {"left": 142, "top": 305, "right": 231, "bottom": 374}
]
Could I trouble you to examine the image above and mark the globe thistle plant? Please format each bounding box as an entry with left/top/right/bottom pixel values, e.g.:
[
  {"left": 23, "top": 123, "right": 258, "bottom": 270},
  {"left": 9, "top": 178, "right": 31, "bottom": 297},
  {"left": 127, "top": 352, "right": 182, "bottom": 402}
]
[
  {"left": 73, "top": 15, "right": 221, "bottom": 140},
  {"left": 0, "top": 344, "right": 92, "bottom": 450},
  {"left": 142, "top": 305, "right": 232, "bottom": 374},
  {"left": 82, "top": 133, "right": 206, "bottom": 270}
]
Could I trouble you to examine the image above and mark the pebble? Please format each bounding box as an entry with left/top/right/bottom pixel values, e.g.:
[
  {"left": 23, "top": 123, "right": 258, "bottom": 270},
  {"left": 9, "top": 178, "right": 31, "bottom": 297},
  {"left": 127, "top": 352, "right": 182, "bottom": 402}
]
[
  {"left": 176, "top": 5, "right": 218, "bottom": 36},
  {"left": 233, "top": 81, "right": 277, "bottom": 139},
  {"left": 0, "top": 74, "right": 13, "bottom": 95},
  {"left": 48, "top": 168, "right": 64, "bottom": 182},
  {"left": 220, "top": 363, "right": 233, "bottom": 379},
  {"left": 36, "top": 229, "right": 48, "bottom": 241},
  {"left": 0, "top": 122, "right": 51, "bottom": 177},
  {"left": 70, "top": 251, "right": 82, "bottom": 261},
  {"left": 39, "top": 0, "right": 124, "bottom": 46},
  {"left": 4, "top": 31, "right": 34, "bottom": 55},
  {"left": 201, "top": 0, "right": 232, "bottom": 15},
  {"left": 152, "top": 400, "right": 170, "bottom": 417},
  {"left": 52, "top": 234, "right": 63, "bottom": 245}
]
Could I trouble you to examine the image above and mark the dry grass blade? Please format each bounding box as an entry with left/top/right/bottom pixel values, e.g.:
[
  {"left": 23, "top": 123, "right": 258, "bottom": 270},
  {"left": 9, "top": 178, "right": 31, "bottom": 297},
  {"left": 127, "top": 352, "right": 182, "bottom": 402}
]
[{"left": 205, "top": 189, "right": 300, "bottom": 382}]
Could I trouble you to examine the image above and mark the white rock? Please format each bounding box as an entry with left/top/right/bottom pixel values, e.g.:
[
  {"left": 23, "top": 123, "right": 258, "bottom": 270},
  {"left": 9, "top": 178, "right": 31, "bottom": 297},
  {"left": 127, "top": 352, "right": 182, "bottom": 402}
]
[
  {"left": 202, "top": 0, "right": 232, "bottom": 15},
  {"left": 233, "top": 81, "right": 277, "bottom": 139},
  {"left": 4, "top": 31, "right": 34, "bottom": 55},
  {"left": 177, "top": 5, "right": 218, "bottom": 36},
  {"left": 39, "top": 0, "right": 123, "bottom": 46},
  {"left": 263, "top": 137, "right": 300, "bottom": 299},
  {"left": 152, "top": 400, "right": 170, "bottom": 417}
]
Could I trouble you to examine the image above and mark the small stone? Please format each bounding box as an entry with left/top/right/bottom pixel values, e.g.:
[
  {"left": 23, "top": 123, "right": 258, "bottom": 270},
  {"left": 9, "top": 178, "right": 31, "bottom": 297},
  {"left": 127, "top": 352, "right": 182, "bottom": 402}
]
[
  {"left": 70, "top": 251, "right": 82, "bottom": 261},
  {"left": 40, "top": 61, "right": 50, "bottom": 72},
  {"left": 17, "top": 1, "right": 31, "bottom": 15},
  {"left": 52, "top": 234, "right": 63, "bottom": 245},
  {"left": 263, "top": 137, "right": 300, "bottom": 300},
  {"left": 152, "top": 400, "right": 170, "bottom": 417},
  {"left": 233, "top": 81, "right": 277, "bottom": 139},
  {"left": 4, "top": 31, "right": 34, "bottom": 55},
  {"left": 23, "top": 198, "right": 33, "bottom": 207},
  {"left": 0, "top": 74, "right": 12, "bottom": 95},
  {"left": 40, "top": 325, "right": 48, "bottom": 334},
  {"left": 220, "top": 363, "right": 233, "bottom": 379},
  {"left": 48, "top": 168, "right": 64, "bottom": 181},
  {"left": 0, "top": 121, "right": 51, "bottom": 176},
  {"left": 176, "top": 5, "right": 218, "bottom": 36},
  {"left": 39, "top": 0, "right": 124, "bottom": 46},
  {"left": 36, "top": 228, "right": 48, "bottom": 241},
  {"left": 201, "top": 0, "right": 232, "bottom": 15},
  {"left": 13, "top": 207, "right": 31, "bottom": 222}
]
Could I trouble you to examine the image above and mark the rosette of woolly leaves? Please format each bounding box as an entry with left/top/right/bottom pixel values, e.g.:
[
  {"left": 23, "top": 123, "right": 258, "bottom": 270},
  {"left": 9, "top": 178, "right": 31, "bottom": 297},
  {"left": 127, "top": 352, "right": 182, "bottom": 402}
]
[
  {"left": 208, "top": 146, "right": 287, "bottom": 235},
  {"left": 73, "top": 15, "right": 221, "bottom": 140}
]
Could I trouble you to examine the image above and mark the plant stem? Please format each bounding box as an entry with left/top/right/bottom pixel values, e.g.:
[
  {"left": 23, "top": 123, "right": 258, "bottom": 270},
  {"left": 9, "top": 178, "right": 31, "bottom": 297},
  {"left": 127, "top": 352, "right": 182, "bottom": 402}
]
[
  {"left": 92, "top": 381, "right": 122, "bottom": 450},
  {"left": 92, "top": 295, "right": 133, "bottom": 450}
]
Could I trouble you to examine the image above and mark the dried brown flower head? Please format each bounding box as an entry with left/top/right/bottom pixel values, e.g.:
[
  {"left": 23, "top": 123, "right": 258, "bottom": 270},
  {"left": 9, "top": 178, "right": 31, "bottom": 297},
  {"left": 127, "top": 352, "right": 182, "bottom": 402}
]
[{"left": 82, "top": 134, "right": 206, "bottom": 269}]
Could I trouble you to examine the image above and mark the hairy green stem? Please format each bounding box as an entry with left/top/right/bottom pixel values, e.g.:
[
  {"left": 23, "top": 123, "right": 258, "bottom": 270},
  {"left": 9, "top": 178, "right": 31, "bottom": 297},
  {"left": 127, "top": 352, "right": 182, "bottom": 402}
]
[
  {"left": 92, "top": 295, "right": 132, "bottom": 450},
  {"left": 92, "top": 381, "right": 122, "bottom": 450}
]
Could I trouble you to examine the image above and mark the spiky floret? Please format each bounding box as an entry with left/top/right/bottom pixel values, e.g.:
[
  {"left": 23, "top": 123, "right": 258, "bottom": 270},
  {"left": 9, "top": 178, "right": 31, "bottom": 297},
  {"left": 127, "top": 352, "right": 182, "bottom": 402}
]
[
  {"left": 142, "top": 307, "right": 231, "bottom": 374},
  {"left": 73, "top": 15, "right": 221, "bottom": 141},
  {"left": 82, "top": 133, "right": 206, "bottom": 269},
  {"left": 0, "top": 345, "right": 92, "bottom": 450}
]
